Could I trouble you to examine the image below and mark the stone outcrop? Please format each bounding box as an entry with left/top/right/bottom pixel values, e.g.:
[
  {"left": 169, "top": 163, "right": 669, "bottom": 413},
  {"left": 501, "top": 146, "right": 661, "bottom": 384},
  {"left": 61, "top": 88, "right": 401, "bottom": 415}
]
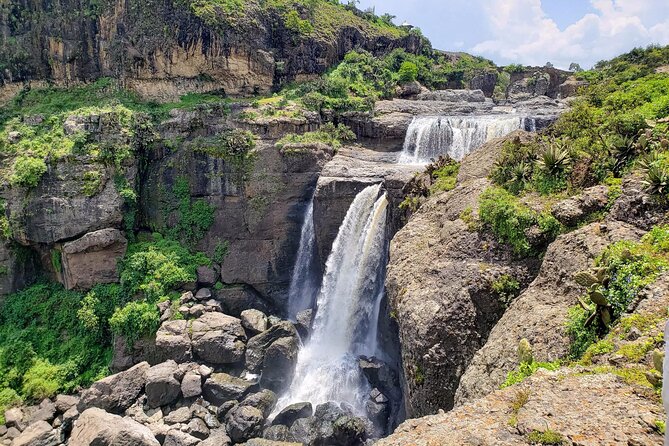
[
  {"left": 70, "top": 408, "right": 160, "bottom": 446},
  {"left": 60, "top": 228, "right": 128, "bottom": 290},
  {"left": 378, "top": 372, "right": 664, "bottom": 446},
  {"left": 385, "top": 133, "right": 542, "bottom": 417}
]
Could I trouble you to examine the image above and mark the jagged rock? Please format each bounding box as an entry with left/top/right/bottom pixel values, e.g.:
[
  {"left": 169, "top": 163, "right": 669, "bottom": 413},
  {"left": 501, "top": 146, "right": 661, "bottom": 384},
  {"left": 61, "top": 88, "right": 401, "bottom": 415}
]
[
  {"left": 241, "top": 309, "right": 268, "bottom": 335},
  {"left": 195, "top": 288, "right": 212, "bottom": 300},
  {"left": 181, "top": 371, "right": 203, "bottom": 399},
  {"left": 370, "top": 388, "right": 389, "bottom": 404},
  {"left": 199, "top": 429, "right": 232, "bottom": 446},
  {"left": 217, "top": 400, "right": 239, "bottom": 422},
  {"left": 11, "top": 421, "right": 58, "bottom": 446},
  {"left": 264, "top": 424, "right": 291, "bottom": 441},
  {"left": 365, "top": 400, "right": 389, "bottom": 427},
  {"left": 180, "top": 291, "right": 196, "bottom": 304},
  {"left": 5, "top": 407, "right": 25, "bottom": 430},
  {"left": 155, "top": 320, "right": 193, "bottom": 364},
  {"left": 245, "top": 322, "right": 298, "bottom": 373},
  {"left": 294, "top": 309, "right": 313, "bottom": 339},
  {"left": 191, "top": 312, "right": 247, "bottom": 364},
  {"left": 55, "top": 395, "right": 79, "bottom": 414},
  {"left": 69, "top": 408, "right": 160, "bottom": 446},
  {"left": 245, "top": 440, "right": 301, "bottom": 446},
  {"left": 455, "top": 221, "right": 644, "bottom": 404},
  {"left": 358, "top": 357, "right": 401, "bottom": 402},
  {"left": 225, "top": 405, "right": 264, "bottom": 444},
  {"left": 164, "top": 429, "right": 200, "bottom": 446},
  {"left": 61, "top": 228, "right": 128, "bottom": 290},
  {"left": 272, "top": 402, "right": 313, "bottom": 428},
  {"left": 186, "top": 417, "right": 210, "bottom": 439},
  {"left": 61, "top": 407, "right": 79, "bottom": 435},
  {"left": 260, "top": 337, "right": 299, "bottom": 393},
  {"left": 77, "top": 362, "right": 149, "bottom": 414},
  {"left": 197, "top": 266, "right": 218, "bottom": 287},
  {"left": 287, "top": 417, "right": 315, "bottom": 444},
  {"left": 608, "top": 176, "right": 669, "bottom": 230},
  {"left": 469, "top": 73, "right": 498, "bottom": 97},
  {"left": 550, "top": 185, "right": 609, "bottom": 226},
  {"left": 240, "top": 389, "right": 277, "bottom": 419},
  {"left": 164, "top": 407, "right": 193, "bottom": 425},
  {"left": 6, "top": 426, "right": 20, "bottom": 439},
  {"left": 28, "top": 399, "right": 57, "bottom": 424},
  {"left": 145, "top": 360, "right": 182, "bottom": 408},
  {"left": 378, "top": 372, "right": 664, "bottom": 446},
  {"left": 203, "top": 373, "right": 254, "bottom": 406},
  {"left": 215, "top": 285, "right": 273, "bottom": 317}
]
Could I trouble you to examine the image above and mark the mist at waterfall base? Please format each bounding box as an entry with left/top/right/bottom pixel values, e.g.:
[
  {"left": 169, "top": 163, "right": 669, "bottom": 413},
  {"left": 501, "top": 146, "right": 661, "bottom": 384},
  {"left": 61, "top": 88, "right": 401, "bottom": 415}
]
[
  {"left": 398, "top": 115, "right": 537, "bottom": 163},
  {"left": 275, "top": 184, "right": 390, "bottom": 419}
]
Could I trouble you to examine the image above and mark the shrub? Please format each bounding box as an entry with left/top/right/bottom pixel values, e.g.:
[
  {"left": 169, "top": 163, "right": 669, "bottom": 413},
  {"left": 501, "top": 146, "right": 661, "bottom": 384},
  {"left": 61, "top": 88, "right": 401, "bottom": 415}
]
[
  {"left": 501, "top": 360, "right": 560, "bottom": 388},
  {"left": 284, "top": 10, "right": 314, "bottom": 35},
  {"left": 479, "top": 187, "right": 536, "bottom": 256},
  {"left": 429, "top": 159, "right": 460, "bottom": 193},
  {"left": 276, "top": 123, "right": 355, "bottom": 149},
  {"left": 9, "top": 156, "right": 47, "bottom": 188},
  {"left": 526, "top": 429, "right": 566, "bottom": 445},
  {"left": 109, "top": 301, "right": 160, "bottom": 346},
  {"left": 491, "top": 274, "right": 521, "bottom": 305},
  {"left": 398, "top": 61, "right": 418, "bottom": 83},
  {"left": 21, "top": 358, "right": 66, "bottom": 400}
]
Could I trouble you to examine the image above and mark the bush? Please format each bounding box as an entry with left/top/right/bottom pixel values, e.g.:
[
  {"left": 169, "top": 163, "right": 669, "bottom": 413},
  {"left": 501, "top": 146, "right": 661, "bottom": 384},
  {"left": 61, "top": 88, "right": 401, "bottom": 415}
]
[
  {"left": 9, "top": 156, "right": 47, "bottom": 188},
  {"left": 479, "top": 187, "right": 537, "bottom": 256},
  {"left": 398, "top": 61, "right": 418, "bottom": 83},
  {"left": 491, "top": 274, "right": 521, "bottom": 305},
  {"left": 501, "top": 360, "right": 560, "bottom": 388},
  {"left": 276, "top": 123, "right": 355, "bottom": 149},
  {"left": 109, "top": 302, "right": 161, "bottom": 346},
  {"left": 21, "top": 358, "right": 66, "bottom": 400}
]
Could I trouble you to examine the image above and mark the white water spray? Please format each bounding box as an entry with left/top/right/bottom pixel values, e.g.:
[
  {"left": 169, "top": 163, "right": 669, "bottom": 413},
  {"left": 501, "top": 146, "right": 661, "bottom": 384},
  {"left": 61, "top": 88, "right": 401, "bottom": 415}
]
[
  {"left": 399, "top": 115, "right": 535, "bottom": 163},
  {"left": 287, "top": 199, "right": 319, "bottom": 320},
  {"left": 274, "top": 184, "right": 389, "bottom": 415}
]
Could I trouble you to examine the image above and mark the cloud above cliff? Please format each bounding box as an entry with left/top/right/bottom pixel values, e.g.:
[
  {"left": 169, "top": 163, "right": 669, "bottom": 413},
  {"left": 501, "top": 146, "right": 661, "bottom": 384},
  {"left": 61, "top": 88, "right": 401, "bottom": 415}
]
[
  {"left": 472, "top": 0, "right": 669, "bottom": 68},
  {"left": 355, "top": 0, "right": 669, "bottom": 68}
]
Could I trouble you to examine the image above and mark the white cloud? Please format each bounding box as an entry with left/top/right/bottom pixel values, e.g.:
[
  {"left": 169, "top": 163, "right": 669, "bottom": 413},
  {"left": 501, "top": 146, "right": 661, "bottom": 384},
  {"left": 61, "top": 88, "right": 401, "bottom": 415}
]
[{"left": 471, "top": 0, "right": 669, "bottom": 68}]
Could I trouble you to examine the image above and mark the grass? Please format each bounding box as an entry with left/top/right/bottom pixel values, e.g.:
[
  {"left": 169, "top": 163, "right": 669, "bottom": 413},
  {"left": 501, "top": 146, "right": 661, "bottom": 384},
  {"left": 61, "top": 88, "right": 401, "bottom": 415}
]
[{"left": 527, "top": 429, "right": 566, "bottom": 445}]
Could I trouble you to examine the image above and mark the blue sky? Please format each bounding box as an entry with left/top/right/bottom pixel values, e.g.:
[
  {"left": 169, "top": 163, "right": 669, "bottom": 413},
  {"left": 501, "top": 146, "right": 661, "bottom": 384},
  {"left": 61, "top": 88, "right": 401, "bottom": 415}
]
[{"left": 356, "top": 0, "right": 669, "bottom": 69}]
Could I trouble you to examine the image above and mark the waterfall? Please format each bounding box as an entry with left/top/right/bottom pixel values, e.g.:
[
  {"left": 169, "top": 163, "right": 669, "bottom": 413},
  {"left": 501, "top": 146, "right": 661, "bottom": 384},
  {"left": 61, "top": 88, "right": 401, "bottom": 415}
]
[
  {"left": 274, "top": 184, "right": 389, "bottom": 416},
  {"left": 287, "top": 198, "right": 319, "bottom": 321},
  {"left": 398, "top": 115, "right": 529, "bottom": 163}
]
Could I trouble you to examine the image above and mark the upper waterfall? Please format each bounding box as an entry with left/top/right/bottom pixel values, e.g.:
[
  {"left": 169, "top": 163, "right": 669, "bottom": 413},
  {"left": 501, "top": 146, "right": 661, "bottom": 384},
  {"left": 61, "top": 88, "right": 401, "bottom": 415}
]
[
  {"left": 274, "top": 184, "right": 389, "bottom": 416},
  {"left": 399, "top": 115, "right": 534, "bottom": 163}
]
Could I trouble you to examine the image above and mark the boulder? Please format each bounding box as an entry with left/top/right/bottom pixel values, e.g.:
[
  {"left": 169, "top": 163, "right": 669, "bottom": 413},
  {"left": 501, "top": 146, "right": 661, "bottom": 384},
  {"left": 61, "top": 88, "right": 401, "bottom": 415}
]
[
  {"left": 61, "top": 228, "right": 128, "bottom": 290},
  {"left": 145, "top": 360, "right": 182, "bottom": 408},
  {"left": 246, "top": 322, "right": 298, "bottom": 373},
  {"left": 550, "top": 185, "right": 609, "bottom": 226},
  {"left": 195, "top": 288, "right": 212, "bottom": 300},
  {"left": 240, "top": 389, "right": 277, "bottom": 418},
  {"left": 260, "top": 337, "right": 299, "bottom": 393},
  {"left": 69, "top": 408, "right": 160, "bottom": 446},
  {"left": 28, "top": 399, "right": 57, "bottom": 424},
  {"left": 196, "top": 266, "right": 218, "bottom": 287},
  {"left": 199, "top": 429, "right": 232, "bottom": 446},
  {"left": 288, "top": 417, "right": 316, "bottom": 445},
  {"left": 215, "top": 285, "right": 273, "bottom": 317},
  {"left": 164, "top": 406, "right": 193, "bottom": 425},
  {"left": 203, "top": 373, "right": 255, "bottom": 405},
  {"left": 225, "top": 405, "right": 264, "bottom": 444},
  {"left": 163, "top": 429, "right": 200, "bottom": 446},
  {"left": 11, "top": 421, "right": 58, "bottom": 446},
  {"left": 241, "top": 309, "right": 268, "bottom": 335},
  {"left": 264, "top": 424, "right": 291, "bottom": 441},
  {"left": 155, "top": 320, "right": 193, "bottom": 364},
  {"left": 191, "top": 312, "right": 247, "bottom": 364},
  {"left": 294, "top": 309, "right": 313, "bottom": 339},
  {"left": 55, "top": 395, "right": 80, "bottom": 413},
  {"left": 181, "top": 371, "right": 203, "bottom": 399},
  {"left": 272, "top": 402, "right": 313, "bottom": 428},
  {"left": 245, "top": 440, "right": 302, "bottom": 446},
  {"left": 5, "top": 407, "right": 25, "bottom": 430},
  {"left": 186, "top": 417, "right": 210, "bottom": 439},
  {"left": 77, "top": 362, "right": 149, "bottom": 414},
  {"left": 469, "top": 72, "right": 498, "bottom": 97}
]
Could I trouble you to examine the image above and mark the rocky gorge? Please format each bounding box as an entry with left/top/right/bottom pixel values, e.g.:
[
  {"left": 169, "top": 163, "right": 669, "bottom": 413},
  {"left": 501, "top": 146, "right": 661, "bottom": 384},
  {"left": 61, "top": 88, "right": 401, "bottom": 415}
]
[{"left": 1, "top": 1, "right": 669, "bottom": 445}]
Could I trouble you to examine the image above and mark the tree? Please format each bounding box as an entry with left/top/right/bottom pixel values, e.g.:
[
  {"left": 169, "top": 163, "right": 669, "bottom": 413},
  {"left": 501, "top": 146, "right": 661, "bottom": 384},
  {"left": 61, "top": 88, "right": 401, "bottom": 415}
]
[
  {"left": 398, "top": 61, "right": 418, "bottom": 83},
  {"left": 545, "top": 61, "right": 554, "bottom": 68},
  {"left": 569, "top": 62, "right": 583, "bottom": 72}
]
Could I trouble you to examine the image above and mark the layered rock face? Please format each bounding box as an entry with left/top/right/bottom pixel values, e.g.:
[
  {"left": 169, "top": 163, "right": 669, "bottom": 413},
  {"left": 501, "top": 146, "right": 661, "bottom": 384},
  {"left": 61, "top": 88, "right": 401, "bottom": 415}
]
[{"left": 0, "top": 0, "right": 423, "bottom": 101}]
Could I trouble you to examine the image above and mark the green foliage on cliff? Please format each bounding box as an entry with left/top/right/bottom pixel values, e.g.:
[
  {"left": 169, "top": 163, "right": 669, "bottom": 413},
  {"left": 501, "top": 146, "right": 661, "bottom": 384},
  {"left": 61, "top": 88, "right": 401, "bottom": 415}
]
[
  {"left": 276, "top": 122, "right": 355, "bottom": 150},
  {"left": 478, "top": 187, "right": 561, "bottom": 256},
  {"left": 566, "top": 225, "right": 669, "bottom": 358}
]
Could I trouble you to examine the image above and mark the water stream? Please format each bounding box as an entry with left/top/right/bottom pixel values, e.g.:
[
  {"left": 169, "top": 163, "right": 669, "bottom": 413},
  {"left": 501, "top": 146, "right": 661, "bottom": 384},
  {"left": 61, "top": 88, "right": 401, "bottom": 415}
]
[
  {"left": 286, "top": 198, "right": 319, "bottom": 321},
  {"left": 399, "top": 115, "right": 535, "bottom": 163},
  {"left": 274, "top": 184, "right": 389, "bottom": 416}
]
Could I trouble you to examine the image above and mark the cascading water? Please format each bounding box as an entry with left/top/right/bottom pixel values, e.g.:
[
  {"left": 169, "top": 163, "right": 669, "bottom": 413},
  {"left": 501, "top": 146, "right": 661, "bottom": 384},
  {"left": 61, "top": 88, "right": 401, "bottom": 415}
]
[
  {"left": 398, "top": 115, "right": 534, "bottom": 163},
  {"left": 286, "top": 198, "right": 320, "bottom": 321},
  {"left": 274, "top": 184, "right": 389, "bottom": 416}
]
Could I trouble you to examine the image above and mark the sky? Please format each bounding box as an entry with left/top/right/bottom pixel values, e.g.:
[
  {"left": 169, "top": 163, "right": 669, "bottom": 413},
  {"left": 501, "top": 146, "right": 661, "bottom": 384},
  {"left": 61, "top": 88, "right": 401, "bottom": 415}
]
[{"left": 355, "top": 0, "right": 669, "bottom": 69}]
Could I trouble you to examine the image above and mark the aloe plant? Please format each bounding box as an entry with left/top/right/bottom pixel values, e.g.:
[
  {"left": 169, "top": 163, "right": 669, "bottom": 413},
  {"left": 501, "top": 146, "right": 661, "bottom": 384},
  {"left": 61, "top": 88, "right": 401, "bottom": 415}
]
[{"left": 573, "top": 266, "right": 612, "bottom": 328}]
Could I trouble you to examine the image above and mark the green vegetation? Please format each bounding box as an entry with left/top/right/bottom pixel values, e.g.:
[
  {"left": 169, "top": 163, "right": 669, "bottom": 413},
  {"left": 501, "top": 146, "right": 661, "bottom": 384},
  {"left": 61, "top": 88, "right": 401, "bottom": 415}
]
[
  {"left": 276, "top": 122, "right": 355, "bottom": 150},
  {"left": 398, "top": 61, "right": 419, "bottom": 83},
  {"left": 166, "top": 177, "right": 216, "bottom": 246},
  {"left": 478, "top": 186, "right": 561, "bottom": 256},
  {"left": 192, "top": 130, "right": 257, "bottom": 184},
  {"left": 429, "top": 158, "right": 460, "bottom": 193},
  {"left": 491, "top": 274, "right": 521, "bottom": 306},
  {"left": 566, "top": 225, "right": 669, "bottom": 358},
  {"left": 655, "top": 420, "right": 666, "bottom": 435},
  {"left": 508, "top": 388, "right": 531, "bottom": 427},
  {"left": 527, "top": 429, "right": 566, "bottom": 445},
  {"left": 501, "top": 360, "right": 561, "bottom": 388}
]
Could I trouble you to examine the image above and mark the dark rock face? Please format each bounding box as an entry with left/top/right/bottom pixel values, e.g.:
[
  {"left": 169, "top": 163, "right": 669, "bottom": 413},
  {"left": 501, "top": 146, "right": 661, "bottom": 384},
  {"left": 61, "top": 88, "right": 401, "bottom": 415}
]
[
  {"left": 202, "top": 373, "right": 255, "bottom": 406},
  {"left": 1, "top": 0, "right": 424, "bottom": 101},
  {"left": 77, "top": 362, "right": 149, "bottom": 414},
  {"left": 272, "top": 402, "right": 313, "bottom": 428},
  {"left": 469, "top": 73, "right": 498, "bottom": 97}
]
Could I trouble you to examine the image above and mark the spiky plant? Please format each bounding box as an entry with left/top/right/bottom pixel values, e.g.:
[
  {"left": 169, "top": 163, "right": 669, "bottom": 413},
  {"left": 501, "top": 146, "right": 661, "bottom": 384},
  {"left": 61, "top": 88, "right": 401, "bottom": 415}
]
[
  {"left": 505, "top": 161, "right": 532, "bottom": 194},
  {"left": 536, "top": 142, "right": 571, "bottom": 176},
  {"left": 640, "top": 154, "right": 669, "bottom": 201},
  {"left": 608, "top": 135, "right": 637, "bottom": 174}
]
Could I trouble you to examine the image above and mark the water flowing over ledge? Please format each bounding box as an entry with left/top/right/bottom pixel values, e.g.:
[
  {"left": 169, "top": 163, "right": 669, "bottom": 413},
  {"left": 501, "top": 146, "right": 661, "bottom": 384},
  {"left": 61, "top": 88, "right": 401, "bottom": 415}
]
[
  {"left": 398, "top": 115, "right": 537, "bottom": 163},
  {"left": 274, "top": 184, "right": 389, "bottom": 417},
  {"left": 287, "top": 198, "right": 319, "bottom": 321}
]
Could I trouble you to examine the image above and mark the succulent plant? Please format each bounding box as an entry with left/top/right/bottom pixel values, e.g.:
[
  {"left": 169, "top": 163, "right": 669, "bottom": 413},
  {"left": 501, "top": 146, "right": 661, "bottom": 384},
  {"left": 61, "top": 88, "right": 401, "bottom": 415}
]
[
  {"left": 537, "top": 142, "right": 571, "bottom": 175},
  {"left": 653, "top": 349, "right": 664, "bottom": 373},
  {"left": 518, "top": 338, "right": 534, "bottom": 365},
  {"left": 573, "top": 267, "right": 612, "bottom": 329}
]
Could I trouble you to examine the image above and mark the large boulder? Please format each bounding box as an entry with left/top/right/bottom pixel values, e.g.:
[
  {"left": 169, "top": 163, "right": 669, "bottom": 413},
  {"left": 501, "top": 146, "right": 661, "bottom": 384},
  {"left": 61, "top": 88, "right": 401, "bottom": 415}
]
[
  {"left": 272, "top": 402, "right": 313, "bottom": 428},
  {"left": 550, "top": 185, "right": 609, "bottom": 226},
  {"left": 60, "top": 228, "right": 127, "bottom": 290},
  {"left": 77, "top": 362, "right": 149, "bottom": 414},
  {"left": 225, "top": 405, "right": 264, "bottom": 444},
  {"left": 259, "top": 336, "right": 299, "bottom": 393},
  {"left": 245, "top": 322, "right": 298, "bottom": 373},
  {"left": 215, "top": 285, "right": 274, "bottom": 317},
  {"left": 12, "top": 421, "right": 58, "bottom": 446},
  {"left": 70, "top": 408, "right": 160, "bottom": 446},
  {"left": 240, "top": 389, "right": 277, "bottom": 418},
  {"left": 145, "top": 360, "right": 182, "bottom": 408},
  {"left": 155, "top": 320, "right": 193, "bottom": 363},
  {"left": 203, "top": 373, "right": 255, "bottom": 405},
  {"left": 191, "top": 312, "right": 247, "bottom": 364}
]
